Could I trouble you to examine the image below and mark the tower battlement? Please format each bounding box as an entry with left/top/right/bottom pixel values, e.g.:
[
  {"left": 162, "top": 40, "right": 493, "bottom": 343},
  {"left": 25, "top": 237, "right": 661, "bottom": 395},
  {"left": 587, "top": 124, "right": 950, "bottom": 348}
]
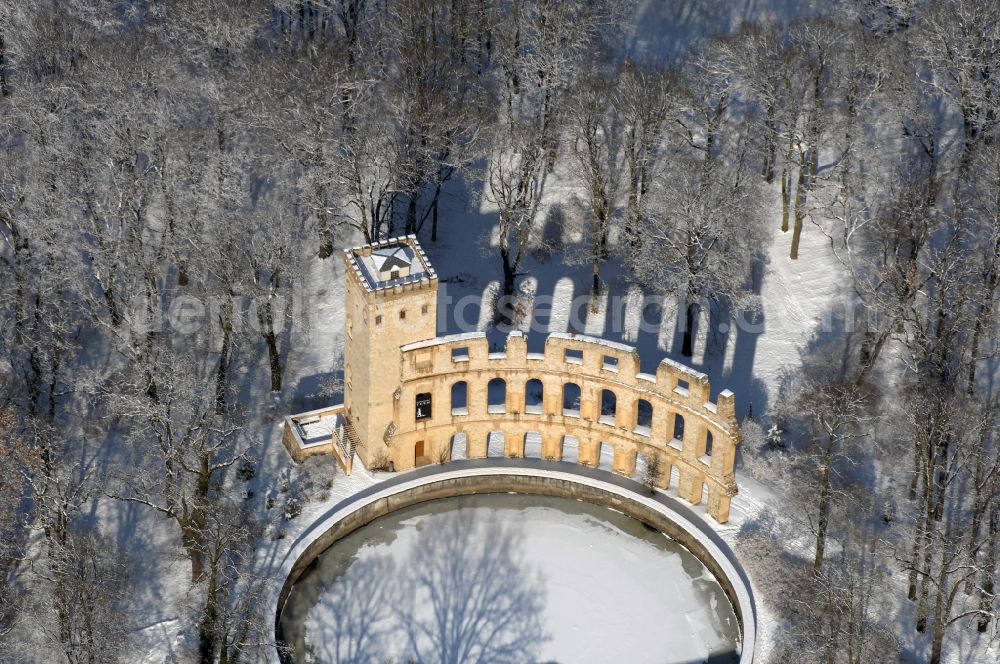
[{"left": 343, "top": 235, "right": 438, "bottom": 295}]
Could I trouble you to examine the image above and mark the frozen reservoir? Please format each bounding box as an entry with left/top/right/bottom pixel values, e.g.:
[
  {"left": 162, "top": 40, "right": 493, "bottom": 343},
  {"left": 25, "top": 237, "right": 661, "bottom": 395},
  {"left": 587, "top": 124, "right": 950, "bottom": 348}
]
[{"left": 279, "top": 493, "right": 741, "bottom": 663}]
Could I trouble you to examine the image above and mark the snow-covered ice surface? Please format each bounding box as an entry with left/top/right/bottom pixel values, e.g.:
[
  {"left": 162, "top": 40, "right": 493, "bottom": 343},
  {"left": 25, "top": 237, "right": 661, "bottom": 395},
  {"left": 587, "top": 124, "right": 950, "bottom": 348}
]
[{"left": 279, "top": 493, "right": 740, "bottom": 664}]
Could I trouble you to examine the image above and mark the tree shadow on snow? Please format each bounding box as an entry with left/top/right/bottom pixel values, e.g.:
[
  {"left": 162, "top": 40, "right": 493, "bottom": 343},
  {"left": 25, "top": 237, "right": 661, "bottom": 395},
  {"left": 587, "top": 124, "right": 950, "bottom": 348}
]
[{"left": 279, "top": 510, "right": 549, "bottom": 664}]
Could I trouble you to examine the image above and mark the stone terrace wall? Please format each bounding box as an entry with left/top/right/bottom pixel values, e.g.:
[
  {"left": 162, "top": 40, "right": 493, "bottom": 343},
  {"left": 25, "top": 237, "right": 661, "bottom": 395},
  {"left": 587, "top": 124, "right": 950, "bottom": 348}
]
[{"left": 390, "top": 331, "right": 741, "bottom": 522}]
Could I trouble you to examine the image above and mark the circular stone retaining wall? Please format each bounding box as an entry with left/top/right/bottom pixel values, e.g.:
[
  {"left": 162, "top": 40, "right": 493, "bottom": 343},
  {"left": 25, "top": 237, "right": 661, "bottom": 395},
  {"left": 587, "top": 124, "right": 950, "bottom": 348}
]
[{"left": 271, "top": 463, "right": 756, "bottom": 663}]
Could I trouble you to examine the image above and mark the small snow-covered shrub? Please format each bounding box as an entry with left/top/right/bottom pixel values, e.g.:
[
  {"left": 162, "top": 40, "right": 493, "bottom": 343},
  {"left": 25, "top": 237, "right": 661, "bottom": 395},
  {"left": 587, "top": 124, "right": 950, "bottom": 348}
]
[
  {"left": 300, "top": 456, "right": 337, "bottom": 495},
  {"left": 276, "top": 467, "right": 292, "bottom": 493},
  {"left": 738, "top": 418, "right": 771, "bottom": 482},
  {"left": 642, "top": 453, "right": 664, "bottom": 493},
  {"left": 368, "top": 450, "right": 392, "bottom": 472},
  {"left": 284, "top": 497, "right": 302, "bottom": 520},
  {"left": 236, "top": 458, "right": 256, "bottom": 482}
]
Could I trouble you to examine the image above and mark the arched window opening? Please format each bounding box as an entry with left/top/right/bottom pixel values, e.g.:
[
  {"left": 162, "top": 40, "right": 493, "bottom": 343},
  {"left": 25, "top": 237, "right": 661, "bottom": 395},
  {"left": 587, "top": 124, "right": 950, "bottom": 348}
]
[
  {"left": 636, "top": 399, "right": 653, "bottom": 434},
  {"left": 525, "top": 379, "right": 544, "bottom": 414},
  {"left": 487, "top": 378, "right": 506, "bottom": 413},
  {"left": 524, "top": 432, "right": 542, "bottom": 458},
  {"left": 562, "top": 382, "right": 581, "bottom": 417},
  {"left": 451, "top": 381, "right": 468, "bottom": 416},
  {"left": 487, "top": 430, "right": 505, "bottom": 456},
  {"left": 598, "top": 442, "right": 614, "bottom": 471},
  {"left": 705, "top": 431, "right": 714, "bottom": 457},
  {"left": 672, "top": 413, "right": 685, "bottom": 442},
  {"left": 599, "top": 389, "right": 616, "bottom": 425},
  {"left": 451, "top": 433, "right": 468, "bottom": 460}
]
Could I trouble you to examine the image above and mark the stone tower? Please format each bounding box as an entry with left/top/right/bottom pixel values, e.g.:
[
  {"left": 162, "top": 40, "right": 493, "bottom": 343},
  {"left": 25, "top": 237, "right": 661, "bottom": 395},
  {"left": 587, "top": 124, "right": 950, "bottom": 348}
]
[{"left": 342, "top": 235, "right": 438, "bottom": 466}]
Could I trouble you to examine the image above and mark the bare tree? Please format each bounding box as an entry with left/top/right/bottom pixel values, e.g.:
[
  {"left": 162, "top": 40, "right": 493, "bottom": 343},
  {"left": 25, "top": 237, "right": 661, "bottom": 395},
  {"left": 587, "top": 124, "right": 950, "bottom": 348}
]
[
  {"left": 565, "top": 74, "right": 624, "bottom": 296},
  {"left": 788, "top": 365, "right": 874, "bottom": 571},
  {"left": 633, "top": 143, "right": 767, "bottom": 357},
  {"left": 616, "top": 60, "right": 677, "bottom": 251},
  {"left": 104, "top": 346, "right": 252, "bottom": 582},
  {"left": 242, "top": 203, "right": 305, "bottom": 393},
  {"left": 484, "top": 120, "right": 549, "bottom": 298},
  {"left": 915, "top": 0, "right": 1000, "bottom": 187},
  {"left": 482, "top": 0, "right": 624, "bottom": 296}
]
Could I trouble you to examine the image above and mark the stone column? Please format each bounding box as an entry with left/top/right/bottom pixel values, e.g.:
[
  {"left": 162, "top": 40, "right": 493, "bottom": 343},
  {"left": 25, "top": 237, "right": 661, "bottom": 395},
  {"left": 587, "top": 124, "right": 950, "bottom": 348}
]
[
  {"left": 616, "top": 392, "right": 636, "bottom": 430},
  {"left": 707, "top": 483, "right": 732, "bottom": 523},
  {"left": 469, "top": 377, "right": 487, "bottom": 416},
  {"left": 542, "top": 432, "right": 563, "bottom": 460},
  {"left": 541, "top": 376, "right": 562, "bottom": 417},
  {"left": 466, "top": 433, "right": 488, "bottom": 459},
  {"left": 678, "top": 470, "right": 703, "bottom": 505},
  {"left": 651, "top": 403, "right": 670, "bottom": 443},
  {"left": 505, "top": 429, "right": 525, "bottom": 458},
  {"left": 687, "top": 417, "right": 708, "bottom": 458},
  {"left": 615, "top": 446, "right": 637, "bottom": 477},
  {"left": 580, "top": 385, "right": 599, "bottom": 421},
  {"left": 578, "top": 436, "right": 600, "bottom": 467},
  {"left": 507, "top": 380, "right": 524, "bottom": 416}
]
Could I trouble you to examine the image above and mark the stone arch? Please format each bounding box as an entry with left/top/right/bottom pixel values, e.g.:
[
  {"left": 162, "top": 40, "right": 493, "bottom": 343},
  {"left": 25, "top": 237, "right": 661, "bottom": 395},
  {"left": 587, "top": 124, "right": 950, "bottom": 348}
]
[
  {"left": 523, "top": 431, "right": 542, "bottom": 458},
  {"left": 672, "top": 413, "right": 685, "bottom": 442},
  {"left": 487, "top": 430, "right": 505, "bottom": 456},
  {"left": 450, "top": 433, "right": 468, "bottom": 460},
  {"left": 562, "top": 382, "right": 581, "bottom": 416},
  {"left": 636, "top": 398, "right": 653, "bottom": 431},
  {"left": 598, "top": 442, "right": 614, "bottom": 471},
  {"left": 599, "top": 389, "right": 617, "bottom": 425},
  {"left": 562, "top": 435, "right": 579, "bottom": 463},
  {"left": 634, "top": 450, "right": 649, "bottom": 480},
  {"left": 525, "top": 378, "right": 544, "bottom": 414},
  {"left": 487, "top": 378, "right": 506, "bottom": 413},
  {"left": 451, "top": 381, "right": 468, "bottom": 415}
]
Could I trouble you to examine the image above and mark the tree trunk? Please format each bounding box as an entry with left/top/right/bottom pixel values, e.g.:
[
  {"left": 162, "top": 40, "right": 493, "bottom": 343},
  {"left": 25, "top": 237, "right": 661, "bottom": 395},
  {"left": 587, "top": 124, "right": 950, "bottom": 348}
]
[
  {"left": 978, "top": 505, "right": 998, "bottom": 632},
  {"left": 103, "top": 286, "right": 123, "bottom": 327},
  {"left": 790, "top": 152, "right": 807, "bottom": 260},
  {"left": 500, "top": 245, "right": 516, "bottom": 297},
  {"left": 781, "top": 162, "right": 791, "bottom": 233},
  {"left": 929, "top": 612, "right": 944, "bottom": 664},
  {"left": 265, "top": 328, "right": 282, "bottom": 392},
  {"left": 46, "top": 340, "right": 62, "bottom": 422},
  {"left": 916, "top": 478, "right": 936, "bottom": 630},
  {"left": 681, "top": 302, "right": 698, "bottom": 357},
  {"left": 814, "top": 434, "right": 834, "bottom": 571},
  {"left": 763, "top": 105, "right": 776, "bottom": 183},
  {"left": 257, "top": 298, "right": 283, "bottom": 392},
  {"left": 591, "top": 215, "right": 603, "bottom": 297},
  {"left": 182, "top": 521, "right": 205, "bottom": 583},
  {"left": 317, "top": 185, "right": 334, "bottom": 259},
  {"left": 0, "top": 33, "right": 9, "bottom": 97},
  {"left": 405, "top": 189, "right": 418, "bottom": 234},
  {"left": 855, "top": 328, "right": 889, "bottom": 385},
  {"left": 431, "top": 195, "right": 439, "bottom": 242},
  {"left": 908, "top": 454, "right": 927, "bottom": 600},
  {"left": 198, "top": 564, "right": 220, "bottom": 664},
  {"left": 215, "top": 296, "right": 234, "bottom": 414}
]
